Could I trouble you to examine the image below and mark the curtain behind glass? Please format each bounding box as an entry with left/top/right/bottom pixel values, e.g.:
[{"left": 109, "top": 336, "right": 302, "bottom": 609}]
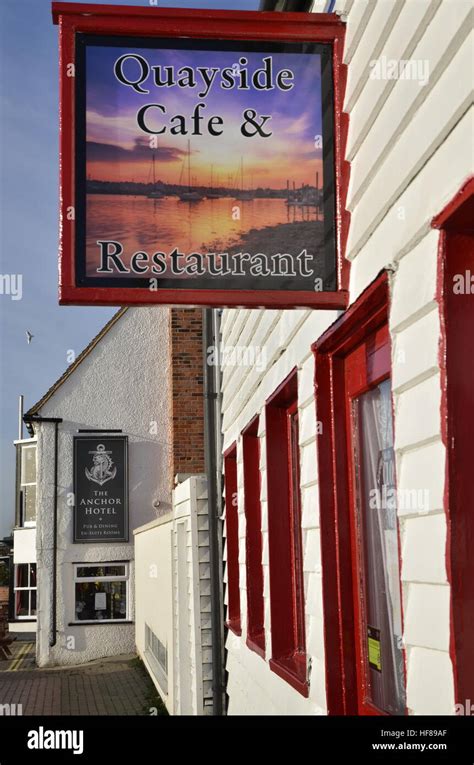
[{"left": 353, "top": 379, "right": 405, "bottom": 715}]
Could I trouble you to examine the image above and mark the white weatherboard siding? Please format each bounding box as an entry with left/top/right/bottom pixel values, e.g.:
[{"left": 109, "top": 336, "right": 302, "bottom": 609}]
[
  {"left": 134, "top": 514, "right": 174, "bottom": 713},
  {"left": 221, "top": 0, "right": 472, "bottom": 715},
  {"left": 134, "top": 476, "right": 212, "bottom": 716},
  {"left": 35, "top": 307, "right": 172, "bottom": 667},
  {"left": 172, "top": 476, "right": 213, "bottom": 715}
]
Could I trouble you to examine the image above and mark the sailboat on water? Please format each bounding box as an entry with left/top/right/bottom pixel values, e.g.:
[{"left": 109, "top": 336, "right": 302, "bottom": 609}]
[
  {"left": 206, "top": 165, "right": 221, "bottom": 200},
  {"left": 234, "top": 157, "right": 254, "bottom": 201},
  {"left": 178, "top": 140, "right": 203, "bottom": 202},
  {"left": 147, "top": 153, "right": 164, "bottom": 199}
]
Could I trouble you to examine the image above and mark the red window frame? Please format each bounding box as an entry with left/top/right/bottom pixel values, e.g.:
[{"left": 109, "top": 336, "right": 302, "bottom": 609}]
[
  {"left": 265, "top": 370, "right": 308, "bottom": 696},
  {"left": 224, "top": 444, "right": 241, "bottom": 636},
  {"left": 344, "top": 324, "right": 406, "bottom": 716},
  {"left": 312, "top": 271, "right": 406, "bottom": 715},
  {"left": 242, "top": 416, "right": 265, "bottom": 657},
  {"left": 52, "top": 3, "right": 350, "bottom": 309},
  {"left": 432, "top": 177, "right": 474, "bottom": 705}
]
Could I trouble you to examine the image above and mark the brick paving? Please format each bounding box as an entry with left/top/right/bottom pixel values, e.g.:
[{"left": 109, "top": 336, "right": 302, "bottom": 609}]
[{"left": 0, "top": 641, "right": 155, "bottom": 715}]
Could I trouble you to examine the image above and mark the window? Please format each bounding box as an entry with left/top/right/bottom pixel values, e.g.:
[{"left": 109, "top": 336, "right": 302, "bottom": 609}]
[
  {"left": 73, "top": 563, "right": 129, "bottom": 623},
  {"left": 224, "top": 445, "right": 240, "bottom": 635},
  {"left": 242, "top": 417, "right": 265, "bottom": 656},
  {"left": 145, "top": 623, "right": 168, "bottom": 694},
  {"left": 313, "top": 272, "right": 406, "bottom": 715},
  {"left": 433, "top": 178, "right": 474, "bottom": 705},
  {"left": 265, "top": 370, "right": 307, "bottom": 696},
  {"left": 349, "top": 374, "right": 405, "bottom": 715},
  {"left": 17, "top": 442, "right": 37, "bottom": 526},
  {"left": 14, "top": 563, "right": 36, "bottom": 619}
]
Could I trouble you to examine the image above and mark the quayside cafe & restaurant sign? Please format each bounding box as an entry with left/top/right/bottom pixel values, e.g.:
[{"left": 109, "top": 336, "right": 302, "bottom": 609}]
[{"left": 53, "top": 4, "right": 348, "bottom": 309}]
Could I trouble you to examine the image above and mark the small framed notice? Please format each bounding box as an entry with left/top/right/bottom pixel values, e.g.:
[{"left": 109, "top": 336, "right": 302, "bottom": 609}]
[{"left": 368, "top": 626, "right": 382, "bottom": 673}]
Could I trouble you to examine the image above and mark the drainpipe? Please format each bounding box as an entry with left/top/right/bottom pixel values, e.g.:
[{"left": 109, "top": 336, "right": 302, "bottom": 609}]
[
  {"left": 203, "top": 308, "right": 225, "bottom": 715},
  {"left": 23, "top": 414, "right": 63, "bottom": 648}
]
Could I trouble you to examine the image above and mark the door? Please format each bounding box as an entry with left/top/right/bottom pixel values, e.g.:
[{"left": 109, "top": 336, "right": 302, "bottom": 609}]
[{"left": 344, "top": 323, "right": 406, "bottom": 716}]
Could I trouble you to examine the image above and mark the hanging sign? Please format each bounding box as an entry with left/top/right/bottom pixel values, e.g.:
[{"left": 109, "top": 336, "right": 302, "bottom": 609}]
[
  {"left": 73, "top": 436, "right": 128, "bottom": 543},
  {"left": 53, "top": 4, "right": 348, "bottom": 308}
]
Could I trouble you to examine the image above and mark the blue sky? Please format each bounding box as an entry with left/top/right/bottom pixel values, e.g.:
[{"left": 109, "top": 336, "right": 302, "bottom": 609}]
[{"left": 0, "top": 0, "right": 258, "bottom": 538}]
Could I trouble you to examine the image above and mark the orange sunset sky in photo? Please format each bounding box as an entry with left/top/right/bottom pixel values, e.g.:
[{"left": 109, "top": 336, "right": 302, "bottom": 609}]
[{"left": 85, "top": 44, "right": 325, "bottom": 190}]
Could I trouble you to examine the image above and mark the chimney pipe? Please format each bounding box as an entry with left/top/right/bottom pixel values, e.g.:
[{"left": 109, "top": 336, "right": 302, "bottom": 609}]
[{"left": 18, "top": 395, "right": 23, "bottom": 440}]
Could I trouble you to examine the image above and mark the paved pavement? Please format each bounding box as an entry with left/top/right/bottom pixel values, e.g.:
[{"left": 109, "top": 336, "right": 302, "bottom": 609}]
[{"left": 0, "top": 640, "right": 156, "bottom": 715}]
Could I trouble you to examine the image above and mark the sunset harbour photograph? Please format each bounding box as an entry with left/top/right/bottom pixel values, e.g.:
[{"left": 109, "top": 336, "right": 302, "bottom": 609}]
[
  {"left": 0, "top": 0, "right": 473, "bottom": 761},
  {"left": 82, "top": 39, "right": 335, "bottom": 289}
]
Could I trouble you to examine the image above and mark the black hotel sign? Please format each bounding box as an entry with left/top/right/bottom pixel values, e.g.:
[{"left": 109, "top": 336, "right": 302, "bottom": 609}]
[{"left": 73, "top": 437, "right": 128, "bottom": 543}]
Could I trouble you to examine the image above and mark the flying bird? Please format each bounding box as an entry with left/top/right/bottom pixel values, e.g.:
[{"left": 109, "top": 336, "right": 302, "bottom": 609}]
[{"left": 25, "top": 331, "right": 34, "bottom": 345}]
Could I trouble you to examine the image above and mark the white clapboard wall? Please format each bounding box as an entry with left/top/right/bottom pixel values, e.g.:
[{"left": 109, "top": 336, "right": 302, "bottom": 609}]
[{"left": 220, "top": 0, "right": 472, "bottom": 716}]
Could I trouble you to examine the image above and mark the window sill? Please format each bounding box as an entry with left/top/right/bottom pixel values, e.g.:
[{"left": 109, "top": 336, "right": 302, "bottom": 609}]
[
  {"left": 269, "top": 655, "right": 309, "bottom": 697},
  {"left": 246, "top": 634, "right": 265, "bottom": 659},
  {"left": 226, "top": 619, "right": 242, "bottom": 637},
  {"left": 68, "top": 620, "right": 133, "bottom": 626}
]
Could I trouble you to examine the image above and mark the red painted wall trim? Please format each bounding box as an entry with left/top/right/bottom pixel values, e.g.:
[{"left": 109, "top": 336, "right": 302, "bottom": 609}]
[
  {"left": 52, "top": 4, "right": 350, "bottom": 309},
  {"left": 433, "top": 178, "right": 474, "bottom": 706},
  {"left": 52, "top": 4, "right": 344, "bottom": 28},
  {"left": 312, "top": 271, "right": 390, "bottom": 715},
  {"left": 242, "top": 416, "right": 265, "bottom": 658},
  {"left": 224, "top": 445, "right": 241, "bottom": 636},
  {"left": 432, "top": 176, "right": 474, "bottom": 230},
  {"left": 265, "top": 370, "right": 308, "bottom": 697}
]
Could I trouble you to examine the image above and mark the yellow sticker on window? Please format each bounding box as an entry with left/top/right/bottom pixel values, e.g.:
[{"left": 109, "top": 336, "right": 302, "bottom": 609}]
[{"left": 368, "top": 626, "right": 382, "bottom": 673}]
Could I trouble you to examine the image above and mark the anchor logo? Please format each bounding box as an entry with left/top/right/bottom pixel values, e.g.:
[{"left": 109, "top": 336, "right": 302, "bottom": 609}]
[{"left": 85, "top": 443, "right": 117, "bottom": 486}]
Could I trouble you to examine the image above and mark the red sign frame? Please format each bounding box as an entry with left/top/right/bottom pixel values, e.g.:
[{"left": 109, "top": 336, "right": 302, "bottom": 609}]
[{"left": 52, "top": 3, "right": 349, "bottom": 309}]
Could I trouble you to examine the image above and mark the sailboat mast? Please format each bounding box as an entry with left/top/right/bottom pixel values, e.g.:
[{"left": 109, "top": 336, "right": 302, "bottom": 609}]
[
  {"left": 152, "top": 154, "right": 156, "bottom": 188},
  {"left": 241, "top": 157, "right": 244, "bottom": 192},
  {"left": 188, "top": 139, "right": 191, "bottom": 191}
]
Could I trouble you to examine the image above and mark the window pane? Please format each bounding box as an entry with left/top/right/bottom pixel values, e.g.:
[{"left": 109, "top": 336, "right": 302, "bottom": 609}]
[
  {"left": 288, "top": 409, "right": 305, "bottom": 653},
  {"left": 15, "top": 589, "right": 30, "bottom": 617},
  {"left": 21, "top": 446, "right": 36, "bottom": 484},
  {"left": 353, "top": 379, "right": 405, "bottom": 715},
  {"left": 75, "top": 581, "right": 127, "bottom": 621},
  {"left": 29, "top": 564, "right": 37, "bottom": 587},
  {"left": 23, "top": 485, "right": 36, "bottom": 523},
  {"left": 76, "top": 565, "right": 126, "bottom": 578},
  {"left": 16, "top": 564, "right": 28, "bottom": 588},
  {"left": 30, "top": 589, "right": 37, "bottom": 616}
]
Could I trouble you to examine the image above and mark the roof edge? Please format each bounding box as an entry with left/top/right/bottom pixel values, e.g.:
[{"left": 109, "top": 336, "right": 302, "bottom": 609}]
[{"left": 25, "top": 307, "right": 128, "bottom": 417}]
